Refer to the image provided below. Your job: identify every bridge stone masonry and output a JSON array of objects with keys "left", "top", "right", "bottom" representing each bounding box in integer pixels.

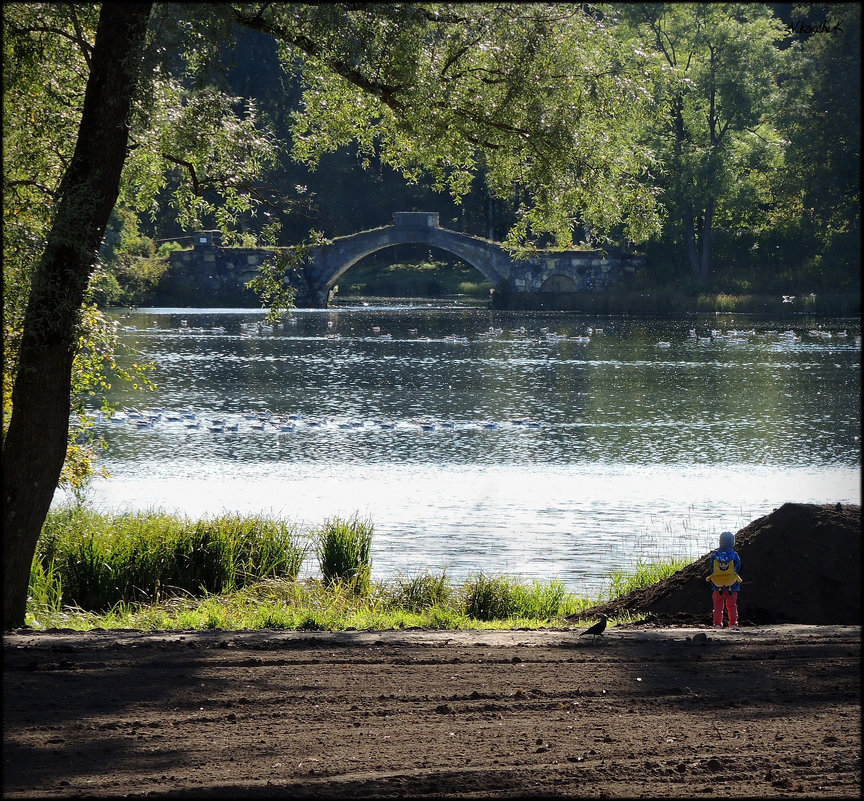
[{"left": 165, "top": 212, "right": 644, "bottom": 308}]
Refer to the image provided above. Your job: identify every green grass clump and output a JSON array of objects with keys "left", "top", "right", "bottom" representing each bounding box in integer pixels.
[
  {"left": 696, "top": 293, "right": 747, "bottom": 312},
  {"left": 462, "top": 574, "right": 578, "bottom": 621},
  {"left": 315, "top": 514, "right": 373, "bottom": 593},
  {"left": 385, "top": 569, "right": 453, "bottom": 612},
  {"left": 25, "top": 571, "right": 590, "bottom": 632},
  {"left": 30, "top": 505, "right": 307, "bottom": 613},
  {"left": 462, "top": 574, "right": 519, "bottom": 620},
  {"left": 603, "top": 557, "right": 692, "bottom": 602},
  {"left": 25, "top": 506, "right": 695, "bottom": 632}
]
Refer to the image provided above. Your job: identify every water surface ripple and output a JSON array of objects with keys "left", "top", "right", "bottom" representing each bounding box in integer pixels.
[{"left": 65, "top": 305, "right": 860, "bottom": 596}]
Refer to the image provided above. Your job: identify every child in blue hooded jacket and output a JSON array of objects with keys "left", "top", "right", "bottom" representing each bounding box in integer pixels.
[{"left": 706, "top": 531, "right": 742, "bottom": 630}]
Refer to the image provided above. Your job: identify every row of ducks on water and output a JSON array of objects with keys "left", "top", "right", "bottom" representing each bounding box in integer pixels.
[
  {"left": 117, "top": 321, "right": 601, "bottom": 343},
  {"left": 93, "top": 408, "right": 544, "bottom": 433},
  {"left": 116, "top": 321, "right": 854, "bottom": 347},
  {"left": 672, "top": 327, "right": 852, "bottom": 346}
]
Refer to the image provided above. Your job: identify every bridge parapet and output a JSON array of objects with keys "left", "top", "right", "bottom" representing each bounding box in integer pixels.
[
  {"left": 165, "top": 215, "right": 643, "bottom": 308},
  {"left": 393, "top": 211, "right": 440, "bottom": 229}
]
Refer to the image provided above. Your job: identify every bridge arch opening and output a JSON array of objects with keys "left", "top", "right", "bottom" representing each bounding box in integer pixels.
[{"left": 333, "top": 244, "right": 493, "bottom": 300}]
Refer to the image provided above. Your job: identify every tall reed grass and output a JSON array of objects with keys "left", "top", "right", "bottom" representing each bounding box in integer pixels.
[
  {"left": 32, "top": 506, "right": 307, "bottom": 612},
  {"left": 385, "top": 569, "right": 453, "bottom": 612},
  {"left": 603, "top": 557, "right": 692, "bottom": 601},
  {"left": 26, "top": 507, "right": 694, "bottom": 631},
  {"left": 314, "top": 514, "right": 373, "bottom": 592},
  {"left": 463, "top": 574, "right": 574, "bottom": 621}
]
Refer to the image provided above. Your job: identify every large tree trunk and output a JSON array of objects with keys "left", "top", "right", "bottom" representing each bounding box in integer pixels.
[
  {"left": 683, "top": 199, "right": 715, "bottom": 286},
  {"left": 698, "top": 196, "right": 714, "bottom": 285},
  {"left": 2, "top": 3, "right": 152, "bottom": 629},
  {"left": 683, "top": 202, "right": 700, "bottom": 282}
]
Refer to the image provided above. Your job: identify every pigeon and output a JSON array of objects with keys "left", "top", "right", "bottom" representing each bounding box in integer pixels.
[{"left": 579, "top": 614, "right": 608, "bottom": 637}]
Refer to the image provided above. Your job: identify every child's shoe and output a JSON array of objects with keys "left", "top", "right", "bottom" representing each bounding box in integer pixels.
[
  {"left": 713, "top": 624, "right": 723, "bottom": 629},
  {"left": 730, "top": 624, "right": 740, "bottom": 631}
]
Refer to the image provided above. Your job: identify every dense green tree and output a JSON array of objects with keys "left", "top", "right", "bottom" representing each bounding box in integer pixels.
[
  {"left": 3, "top": 2, "right": 664, "bottom": 627},
  {"left": 619, "top": 3, "right": 789, "bottom": 285},
  {"left": 2, "top": 2, "right": 283, "bottom": 627},
  {"left": 768, "top": 2, "right": 861, "bottom": 290},
  {"left": 236, "top": 2, "right": 661, "bottom": 250},
  {"left": 3, "top": 3, "right": 154, "bottom": 628}
]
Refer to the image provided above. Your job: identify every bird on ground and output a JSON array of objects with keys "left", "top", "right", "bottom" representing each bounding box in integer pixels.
[{"left": 579, "top": 614, "right": 608, "bottom": 637}]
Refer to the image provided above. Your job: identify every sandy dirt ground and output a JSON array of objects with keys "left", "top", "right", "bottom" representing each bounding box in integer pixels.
[{"left": 3, "top": 624, "right": 860, "bottom": 798}]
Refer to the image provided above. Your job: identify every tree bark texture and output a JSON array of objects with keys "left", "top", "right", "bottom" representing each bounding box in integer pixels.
[
  {"left": 2, "top": 3, "right": 153, "bottom": 629},
  {"left": 699, "top": 196, "right": 714, "bottom": 285},
  {"left": 683, "top": 202, "right": 700, "bottom": 282}
]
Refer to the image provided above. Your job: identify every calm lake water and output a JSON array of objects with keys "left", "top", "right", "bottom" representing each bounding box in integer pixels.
[{"left": 63, "top": 302, "right": 861, "bottom": 597}]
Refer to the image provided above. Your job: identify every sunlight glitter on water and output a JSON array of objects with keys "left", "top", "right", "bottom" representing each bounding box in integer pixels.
[
  {"left": 63, "top": 306, "right": 859, "bottom": 597},
  {"left": 73, "top": 462, "right": 859, "bottom": 597}
]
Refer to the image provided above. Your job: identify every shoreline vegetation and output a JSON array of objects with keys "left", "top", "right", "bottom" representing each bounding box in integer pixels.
[
  {"left": 25, "top": 506, "right": 691, "bottom": 633},
  {"left": 117, "top": 255, "right": 860, "bottom": 317},
  {"left": 327, "top": 260, "right": 859, "bottom": 316},
  {"left": 485, "top": 289, "right": 862, "bottom": 315}
]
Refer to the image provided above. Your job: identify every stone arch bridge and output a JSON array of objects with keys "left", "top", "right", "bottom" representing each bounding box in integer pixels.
[{"left": 167, "top": 212, "right": 642, "bottom": 308}]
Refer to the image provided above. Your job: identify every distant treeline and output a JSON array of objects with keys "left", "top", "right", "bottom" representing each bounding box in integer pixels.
[{"left": 97, "top": 3, "right": 860, "bottom": 305}]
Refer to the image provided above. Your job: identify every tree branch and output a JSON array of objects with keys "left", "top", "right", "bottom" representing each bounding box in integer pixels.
[
  {"left": 161, "top": 153, "right": 200, "bottom": 195},
  {"left": 4, "top": 179, "right": 60, "bottom": 199},
  {"left": 230, "top": 7, "right": 407, "bottom": 111}
]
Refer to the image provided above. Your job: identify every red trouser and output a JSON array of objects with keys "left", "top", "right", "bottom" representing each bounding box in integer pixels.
[{"left": 712, "top": 589, "right": 738, "bottom": 626}]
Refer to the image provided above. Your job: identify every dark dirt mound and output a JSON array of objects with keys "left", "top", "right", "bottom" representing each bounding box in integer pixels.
[{"left": 575, "top": 502, "right": 861, "bottom": 626}]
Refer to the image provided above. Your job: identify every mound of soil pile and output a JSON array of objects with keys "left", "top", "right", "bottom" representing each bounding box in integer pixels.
[{"left": 578, "top": 502, "right": 861, "bottom": 626}]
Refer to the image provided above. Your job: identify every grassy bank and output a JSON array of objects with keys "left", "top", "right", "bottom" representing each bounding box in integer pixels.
[
  {"left": 495, "top": 288, "right": 861, "bottom": 316},
  {"left": 25, "top": 507, "right": 692, "bottom": 632}
]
